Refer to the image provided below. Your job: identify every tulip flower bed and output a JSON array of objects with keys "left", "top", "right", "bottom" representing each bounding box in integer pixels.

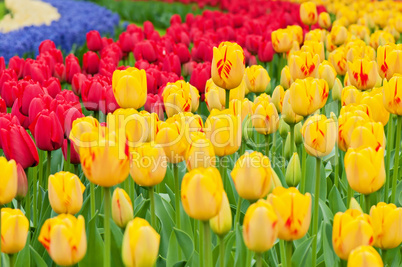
[{"left": 1, "top": 0, "right": 402, "bottom": 266}]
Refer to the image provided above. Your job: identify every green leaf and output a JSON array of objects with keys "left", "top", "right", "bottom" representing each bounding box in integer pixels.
[
  {"left": 319, "top": 199, "right": 334, "bottom": 223},
  {"left": 322, "top": 222, "right": 338, "bottom": 267},
  {"left": 291, "top": 236, "right": 313, "bottom": 266},
  {"left": 173, "top": 228, "right": 194, "bottom": 260},
  {"left": 234, "top": 224, "right": 247, "bottom": 266},
  {"left": 328, "top": 186, "right": 346, "bottom": 214},
  {"left": 79, "top": 212, "right": 104, "bottom": 266},
  {"left": 29, "top": 245, "right": 47, "bottom": 267},
  {"left": 134, "top": 194, "right": 149, "bottom": 218},
  {"left": 155, "top": 193, "right": 176, "bottom": 257},
  {"left": 15, "top": 232, "right": 30, "bottom": 267},
  {"left": 110, "top": 220, "right": 124, "bottom": 266},
  {"left": 166, "top": 231, "right": 180, "bottom": 266}
]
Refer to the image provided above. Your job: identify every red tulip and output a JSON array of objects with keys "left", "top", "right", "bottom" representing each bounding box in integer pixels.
[
  {"left": 83, "top": 51, "right": 100, "bottom": 75},
  {"left": 86, "top": 30, "right": 103, "bottom": 52},
  {"left": 134, "top": 40, "right": 158, "bottom": 62},
  {"left": 8, "top": 56, "right": 25, "bottom": 79},
  {"left": 50, "top": 92, "right": 82, "bottom": 137},
  {"left": 39, "top": 40, "right": 56, "bottom": 54},
  {"left": 28, "top": 93, "right": 53, "bottom": 125},
  {"left": 0, "top": 57, "right": 5, "bottom": 73},
  {"left": 170, "top": 14, "right": 182, "bottom": 25},
  {"left": 17, "top": 80, "right": 45, "bottom": 116},
  {"left": 145, "top": 94, "right": 164, "bottom": 120},
  {"left": 0, "top": 113, "right": 20, "bottom": 149},
  {"left": 29, "top": 109, "right": 64, "bottom": 151},
  {"left": 43, "top": 78, "right": 61, "bottom": 98},
  {"left": 182, "top": 61, "right": 197, "bottom": 77},
  {"left": 0, "top": 123, "right": 39, "bottom": 169},
  {"left": 71, "top": 73, "right": 88, "bottom": 96},
  {"left": 189, "top": 62, "right": 211, "bottom": 95},
  {"left": 65, "top": 54, "right": 81, "bottom": 84},
  {"left": 143, "top": 21, "right": 155, "bottom": 38},
  {"left": 135, "top": 60, "right": 150, "bottom": 70},
  {"left": 0, "top": 69, "right": 17, "bottom": 93},
  {"left": 16, "top": 163, "right": 28, "bottom": 200},
  {"left": 119, "top": 32, "right": 136, "bottom": 53},
  {"left": 1, "top": 80, "right": 18, "bottom": 107},
  {"left": 191, "top": 38, "right": 213, "bottom": 62},
  {"left": 162, "top": 53, "right": 181, "bottom": 77},
  {"left": 246, "top": 34, "right": 262, "bottom": 55},
  {"left": 37, "top": 51, "right": 57, "bottom": 75},
  {"left": 258, "top": 40, "right": 274, "bottom": 63},
  {"left": 25, "top": 60, "right": 51, "bottom": 85},
  {"left": 174, "top": 43, "right": 191, "bottom": 64},
  {"left": 0, "top": 98, "right": 5, "bottom": 113},
  {"left": 54, "top": 63, "right": 66, "bottom": 83},
  {"left": 62, "top": 139, "right": 80, "bottom": 165},
  {"left": 98, "top": 58, "right": 117, "bottom": 78},
  {"left": 145, "top": 68, "right": 161, "bottom": 95},
  {"left": 101, "top": 43, "right": 122, "bottom": 64},
  {"left": 11, "top": 100, "right": 29, "bottom": 129}
]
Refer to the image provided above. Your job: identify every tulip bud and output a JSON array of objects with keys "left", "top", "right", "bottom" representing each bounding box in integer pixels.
[
  {"left": 1, "top": 208, "right": 29, "bottom": 254},
  {"left": 288, "top": 51, "right": 319, "bottom": 80},
  {"left": 318, "top": 12, "right": 331, "bottom": 29},
  {"left": 112, "top": 188, "right": 134, "bottom": 228},
  {"left": 181, "top": 167, "right": 224, "bottom": 221},
  {"left": 282, "top": 90, "right": 303, "bottom": 125},
  {"left": 347, "top": 246, "right": 383, "bottom": 267},
  {"left": 294, "top": 121, "right": 303, "bottom": 146},
  {"left": 280, "top": 66, "right": 293, "bottom": 89},
  {"left": 272, "top": 29, "right": 293, "bottom": 53},
  {"left": 210, "top": 192, "right": 232, "bottom": 237},
  {"left": 332, "top": 78, "right": 343, "bottom": 101},
  {"left": 318, "top": 60, "right": 337, "bottom": 88},
  {"left": 286, "top": 153, "right": 301, "bottom": 187},
  {"left": 244, "top": 65, "right": 271, "bottom": 94},
  {"left": 189, "top": 84, "right": 200, "bottom": 112},
  {"left": 243, "top": 199, "right": 279, "bottom": 252},
  {"left": 268, "top": 169, "right": 282, "bottom": 194},
  {"left": 333, "top": 209, "right": 374, "bottom": 260},
  {"left": 48, "top": 171, "right": 85, "bottom": 214},
  {"left": 231, "top": 152, "right": 273, "bottom": 201},
  {"left": 242, "top": 114, "right": 254, "bottom": 142},
  {"left": 278, "top": 119, "right": 290, "bottom": 139},
  {"left": 349, "top": 197, "right": 363, "bottom": 213},
  {"left": 272, "top": 85, "right": 285, "bottom": 113},
  {"left": 330, "top": 25, "right": 348, "bottom": 46},
  {"left": 185, "top": 132, "right": 216, "bottom": 171},
  {"left": 268, "top": 187, "right": 311, "bottom": 241},
  {"left": 252, "top": 100, "right": 279, "bottom": 135},
  {"left": 284, "top": 132, "right": 292, "bottom": 160},
  {"left": 0, "top": 157, "right": 17, "bottom": 205},
  {"left": 15, "top": 163, "right": 27, "bottom": 200},
  {"left": 300, "top": 2, "right": 318, "bottom": 26},
  {"left": 122, "top": 218, "right": 160, "bottom": 267},
  {"left": 39, "top": 214, "right": 87, "bottom": 266}
]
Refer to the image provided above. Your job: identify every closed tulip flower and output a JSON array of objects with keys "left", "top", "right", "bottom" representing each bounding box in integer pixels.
[
  {"left": 243, "top": 199, "right": 279, "bottom": 252},
  {"left": 181, "top": 167, "right": 224, "bottom": 221},
  {"left": 155, "top": 119, "right": 187, "bottom": 163},
  {"left": 271, "top": 85, "right": 285, "bottom": 113},
  {"left": 329, "top": 48, "right": 347, "bottom": 76},
  {"left": 318, "top": 60, "right": 337, "bottom": 88},
  {"left": 122, "top": 218, "right": 160, "bottom": 267},
  {"left": 189, "top": 84, "right": 200, "bottom": 112},
  {"left": 162, "top": 80, "right": 192, "bottom": 117},
  {"left": 369, "top": 202, "right": 402, "bottom": 249},
  {"left": 0, "top": 157, "right": 17, "bottom": 205},
  {"left": 48, "top": 171, "right": 85, "bottom": 214},
  {"left": 285, "top": 152, "right": 301, "bottom": 187},
  {"left": 252, "top": 100, "right": 279, "bottom": 135},
  {"left": 342, "top": 85, "right": 363, "bottom": 106},
  {"left": 318, "top": 12, "right": 331, "bottom": 29},
  {"left": 383, "top": 75, "right": 402, "bottom": 115},
  {"left": 39, "top": 214, "right": 87, "bottom": 266},
  {"left": 301, "top": 40, "right": 325, "bottom": 63},
  {"left": 170, "top": 112, "right": 203, "bottom": 134},
  {"left": 129, "top": 143, "right": 167, "bottom": 186},
  {"left": 300, "top": 2, "right": 318, "bottom": 26},
  {"left": 349, "top": 122, "right": 385, "bottom": 151},
  {"left": 370, "top": 30, "right": 395, "bottom": 50},
  {"left": 231, "top": 151, "right": 273, "bottom": 200},
  {"left": 361, "top": 91, "right": 389, "bottom": 125},
  {"left": 205, "top": 78, "right": 225, "bottom": 111},
  {"left": 15, "top": 163, "right": 28, "bottom": 200},
  {"left": 272, "top": 29, "right": 293, "bottom": 53},
  {"left": 347, "top": 246, "right": 383, "bottom": 267},
  {"left": 244, "top": 65, "right": 270, "bottom": 94},
  {"left": 29, "top": 109, "right": 64, "bottom": 151},
  {"left": 229, "top": 98, "right": 255, "bottom": 122},
  {"left": 282, "top": 90, "right": 303, "bottom": 125},
  {"left": 301, "top": 114, "right": 336, "bottom": 158},
  {"left": 289, "top": 77, "right": 329, "bottom": 117},
  {"left": 330, "top": 25, "right": 349, "bottom": 46},
  {"left": 112, "top": 188, "right": 134, "bottom": 228},
  {"left": 204, "top": 109, "right": 241, "bottom": 157},
  {"left": 211, "top": 42, "right": 245, "bottom": 90},
  {"left": 185, "top": 132, "right": 215, "bottom": 171},
  {"left": 210, "top": 192, "right": 232, "bottom": 237},
  {"left": 280, "top": 66, "right": 293, "bottom": 89},
  {"left": 332, "top": 78, "right": 343, "bottom": 101},
  {"left": 305, "top": 29, "right": 326, "bottom": 43},
  {"left": 288, "top": 25, "right": 304, "bottom": 45},
  {"left": 288, "top": 51, "right": 320, "bottom": 80},
  {"left": 345, "top": 146, "right": 385, "bottom": 194},
  {"left": 332, "top": 209, "right": 374, "bottom": 260},
  {"left": 112, "top": 67, "right": 147, "bottom": 109},
  {"left": 338, "top": 107, "right": 371, "bottom": 151},
  {"left": 78, "top": 130, "right": 129, "bottom": 187},
  {"left": 69, "top": 116, "right": 99, "bottom": 150},
  {"left": 1, "top": 208, "right": 29, "bottom": 254},
  {"left": 268, "top": 187, "right": 311, "bottom": 241},
  {"left": 377, "top": 44, "right": 402, "bottom": 80},
  {"left": 347, "top": 58, "right": 378, "bottom": 90}
]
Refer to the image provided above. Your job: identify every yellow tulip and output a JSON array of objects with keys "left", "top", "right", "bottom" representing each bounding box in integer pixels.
[
  {"left": 112, "top": 67, "right": 147, "bottom": 109},
  {"left": 282, "top": 90, "right": 303, "bottom": 125},
  {"left": 252, "top": 94, "right": 279, "bottom": 135},
  {"left": 329, "top": 47, "right": 347, "bottom": 76},
  {"left": 347, "top": 58, "right": 378, "bottom": 90},
  {"left": 122, "top": 218, "right": 160, "bottom": 267},
  {"left": 0, "top": 157, "right": 17, "bottom": 205},
  {"left": 301, "top": 114, "right": 336, "bottom": 158},
  {"left": 78, "top": 129, "right": 129, "bottom": 187},
  {"left": 162, "top": 80, "right": 192, "bottom": 117},
  {"left": 377, "top": 44, "right": 402, "bottom": 80},
  {"left": 383, "top": 75, "right": 402, "bottom": 115},
  {"left": 185, "top": 132, "right": 215, "bottom": 171},
  {"left": 244, "top": 65, "right": 270, "bottom": 94},
  {"left": 370, "top": 202, "right": 402, "bottom": 249},
  {"left": 231, "top": 151, "right": 273, "bottom": 200},
  {"left": 289, "top": 77, "right": 329, "bottom": 117},
  {"left": 170, "top": 112, "right": 203, "bottom": 134},
  {"left": 288, "top": 51, "right": 320, "bottom": 80},
  {"left": 229, "top": 78, "right": 246, "bottom": 102},
  {"left": 280, "top": 65, "right": 293, "bottom": 89},
  {"left": 332, "top": 209, "right": 374, "bottom": 260},
  {"left": 129, "top": 143, "right": 167, "bottom": 186},
  {"left": 318, "top": 60, "right": 337, "bottom": 88},
  {"left": 326, "top": 31, "right": 339, "bottom": 53},
  {"left": 349, "top": 121, "right": 385, "bottom": 151},
  {"left": 332, "top": 78, "right": 343, "bottom": 101},
  {"left": 330, "top": 25, "right": 349, "bottom": 46},
  {"left": 370, "top": 30, "right": 395, "bottom": 50},
  {"left": 288, "top": 25, "right": 303, "bottom": 45},
  {"left": 48, "top": 171, "right": 85, "bottom": 214},
  {"left": 211, "top": 41, "right": 245, "bottom": 90},
  {"left": 69, "top": 116, "right": 99, "bottom": 150},
  {"left": 112, "top": 188, "right": 133, "bottom": 228},
  {"left": 210, "top": 192, "right": 232, "bottom": 237},
  {"left": 285, "top": 152, "right": 301, "bottom": 187},
  {"left": 229, "top": 98, "right": 254, "bottom": 122},
  {"left": 341, "top": 85, "right": 363, "bottom": 106},
  {"left": 189, "top": 84, "right": 200, "bottom": 112},
  {"left": 204, "top": 109, "right": 241, "bottom": 157},
  {"left": 205, "top": 78, "right": 225, "bottom": 111},
  {"left": 271, "top": 85, "right": 285, "bottom": 113},
  {"left": 345, "top": 146, "right": 385, "bottom": 194},
  {"left": 347, "top": 246, "right": 383, "bottom": 267},
  {"left": 181, "top": 167, "right": 224, "bottom": 221},
  {"left": 318, "top": 12, "right": 331, "bottom": 29},
  {"left": 338, "top": 108, "right": 371, "bottom": 151},
  {"left": 301, "top": 40, "right": 325, "bottom": 63},
  {"left": 268, "top": 187, "right": 311, "bottom": 241},
  {"left": 243, "top": 199, "right": 279, "bottom": 252},
  {"left": 300, "top": 2, "right": 318, "bottom": 26},
  {"left": 305, "top": 29, "right": 326, "bottom": 43},
  {"left": 155, "top": 119, "right": 187, "bottom": 163},
  {"left": 272, "top": 29, "right": 293, "bottom": 53},
  {"left": 346, "top": 43, "right": 375, "bottom": 63},
  {"left": 1, "top": 208, "right": 28, "bottom": 254},
  {"left": 348, "top": 24, "right": 370, "bottom": 43},
  {"left": 38, "top": 214, "right": 87, "bottom": 266}
]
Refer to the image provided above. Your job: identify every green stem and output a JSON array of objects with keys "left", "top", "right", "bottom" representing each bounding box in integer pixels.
[
  {"left": 256, "top": 253, "right": 262, "bottom": 267},
  {"left": 265, "top": 134, "right": 270, "bottom": 157},
  {"left": 286, "top": 241, "right": 293, "bottom": 267},
  {"left": 199, "top": 221, "right": 204, "bottom": 267},
  {"left": 174, "top": 164, "right": 181, "bottom": 229},
  {"left": 347, "top": 184, "right": 353, "bottom": 207},
  {"left": 391, "top": 116, "right": 402, "bottom": 204},
  {"left": 24, "top": 169, "right": 30, "bottom": 227},
  {"left": 38, "top": 151, "right": 43, "bottom": 216},
  {"left": 225, "top": 89, "right": 230, "bottom": 109},
  {"left": 289, "top": 124, "right": 295, "bottom": 156},
  {"left": 246, "top": 249, "right": 252, "bottom": 267},
  {"left": 74, "top": 164, "right": 79, "bottom": 177},
  {"left": 65, "top": 140, "right": 71, "bottom": 172},
  {"left": 33, "top": 165, "right": 37, "bottom": 228},
  {"left": 219, "top": 156, "right": 227, "bottom": 190},
  {"left": 94, "top": 110, "right": 99, "bottom": 122},
  {"left": 203, "top": 221, "right": 212, "bottom": 267},
  {"left": 104, "top": 187, "right": 111, "bottom": 267},
  {"left": 47, "top": 151, "right": 51, "bottom": 179},
  {"left": 282, "top": 137, "right": 286, "bottom": 175},
  {"left": 272, "top": 132, "right": 276, "bottom": 166},
  {"left": 9, "top": 254, "right": 15, "bottom": 267},
  {"left": 149, "top": 186, "right": 156, "bottom": 229},
  {"left": 300, "top": 143, "right": 307, "bottom": 194},
  {"left": 334, "top": 144, "right": 339, "bottom": 189},
  {"left": 311, "top": 157, "right": 321, "bottom": 267},
  {"left": 279, "top": 240, "right": 287, "bottom": 267},
  {"left": 234, "top": 197, "right": 242, "bottom": 225},
  {"left": 219, "top": 236, "right": 225, "bottom": 267},
  {"left": 382, "top": 249, "right": 387, "bottom": 265},
  {"left": 90, "top": 183, "right": 95, "bottom": 218},
  {"left": 364, "top": 194, "right": 371, "bottom": 214},
  {"left": 384, "top": 115, "right": 395, "bottom": 202},
  {"left": 240, "top": 141, "right": 246, "bottom": 156}
]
